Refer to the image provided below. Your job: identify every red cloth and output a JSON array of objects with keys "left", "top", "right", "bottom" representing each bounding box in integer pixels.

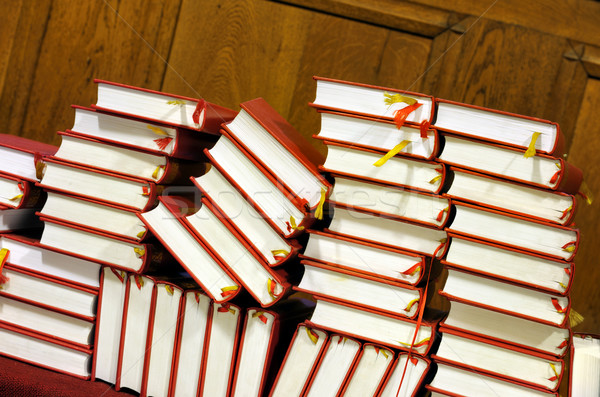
[{"left": 0, "top": 355, "right": 134, "bottom": 396}]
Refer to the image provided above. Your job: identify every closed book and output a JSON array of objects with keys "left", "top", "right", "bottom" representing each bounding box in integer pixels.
[
  {"left": 0, "top": 322, "right": 92, "bottom": 380},
  {"left": 39, "top": 190, "right": 149, "bottom": 242},
  {"left": 433, "top": 98, "right": 564, "bottom": 156},
  {"left": 0, "top": 133, "right": 57, "bottom": 182},
  {"left": 569, "top": 333, "right": 600, "bottom": 397},
  {"left": 205, "top": 134, "right": 313, "bottom": 238},
  {"left": 54, "top": 130, "right": 206, "bottom": 184},
  {"left": 68, "top": 105, "right": 219, "bottom": 160},
  {"left": 192, "top": 165, "right": 300, "bottom": 267},
  {"left": 447, "top": 202, "right": 579, "bottom": 262},
  {"left": 321, "top": 141, "right": 445, "bottom": 194},
  {"left": 433, "top": 328, "right": 564, "bottom": 392},
  {"left": 378, "top": 353, "right": 430, "bottom": 397},
  {"left": 139, "top": 196, "right": 241, "bottom": 303},
  {"left": 315, "top": 110, "right": 439, "bottom": 160},
  {"left": 310, "top": 76, "right": 435, "bottom": 126},
  {"left": 0, "top": 173, "right": 45, "bottom": 209},
  {"left": 92, "top": 79, "right": 237, "bottom": 134},
  {"left": 426, "top": 361, "right": 559, "bottom": 397},
  {"left": 338, "top": 344, "right": 395, "bottom": 397},
  {"left": 38, "top": 157, "right": 161, "bottom": 212},
  {"left": 443, "top": 234, "right": 574, "bottom": 296},
  {"left": 301, "top": 230, "right": 427, "bottom": 286},
  {"left": 444, "top": 167, "right": 577, "bottom": 226},
  {"left": 438, "top": 134, "right": 582, "bottom": 194},
  {"left": 222, "top": 97, "right": 330, "bottom": 210},
  {"left": 0, "top": 234, "right": 101, "bottom": 290},
  {"left": 39, "top": 216, "right": 165, "bottom": 274}
]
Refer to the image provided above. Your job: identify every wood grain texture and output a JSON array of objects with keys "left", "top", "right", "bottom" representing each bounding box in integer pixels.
[
  {"left": 0, "top": 1, "right": 24, "bottom": 102},
  {"left": 274, "top": 0, "right": 466, "bottom": 37},
  {"left": 564, "top": 78, "right": 600, "bottom": 335},
  {"left": 0, "top": 0, "right": 180, "bottom": 145}
]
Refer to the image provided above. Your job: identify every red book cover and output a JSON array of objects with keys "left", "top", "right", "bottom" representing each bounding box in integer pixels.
[
  {"left": 446, "top": 201, "right": 579, "bottom": 262},
  {"left": 139, "top": 195, "right": 241, "bottom": 304},
  {"left": 569, "top": 333, "right": 600, "bottom": 397},
  {"left": 55, "top": 130, "right": 206, "bottom": 184},
  {"left": 438, "top": 134, "right": 583, "bottom": 194},
  {"left": 434, "top": 98, "right": 565, "bottom": 156},
  {"left": 0, "top": 264, "right": 98, "bottom": 323},
  {"left": 444, "top": 166, "right": 577, "bottom": 226},
  {"left": 204, "top": 140, "right": 313, "bottom": 238},
  {"left": 337, "top": 343, "right": 395, "bottom": 397},
  {"left": 38, "top": 157, "right": 160, "bottom": 212},
  {"left": 300, "top": 229, "right": 428, "bottom": 286},
  {"left": 379, "top": 353, "right": 431, "bottom": 397},
  {"left": 310, "top": 76, "right": 436, "bottom": 126},
  {"left": 69, "top": 105, "right": 219, "bottom": 160},
  {"left": 433, "top": 327, "right": 565, "bottom": 392},
  {"left": 223, "top": 98, "right": 330, "bottom": 210},
  {"left": 0, "top": 173, "right": 45, "bottom": 209},
  {"left": 180, "top": 197, "right": 293, "bottom": 308},
  {"left": 295, "top": 259, "right": 424, "bottom": 319},
  {"left": 320, "top": 140, "right": 446, "bottom": 195},
  {"left": 314, "top": 109, "right": 440, "bottom": 160},
  {"left": 0, "top": 322, "right": 93, "bottom": 380},
  {"left": 92, "top": 79, "right": 237, "bottom": 134},
  {"left": 443, "top": 233, "right": 575, "bottom": 296},
  {"left": 0, "top": 133, "right": 58, "bottom": 182},
  {"left": 191, "top": 175, "right": 301, "bottom": 267},
  {"left": 39, "top": 216, "right": 164, "bottom": 275}
]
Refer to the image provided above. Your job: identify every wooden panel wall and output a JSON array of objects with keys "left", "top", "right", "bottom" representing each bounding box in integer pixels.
[{"left": 1, "top": 0, "right": 599, "bottom": 335}]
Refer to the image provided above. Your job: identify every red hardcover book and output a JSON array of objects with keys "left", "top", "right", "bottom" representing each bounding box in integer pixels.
[
  {"left": 328, "top": 173, "right": 451, "bottom": 229},
  {"left": 268, "top": 322, "right": 329, "bottom": 397},
  {"left": 204, "top": 135, "right": 313, "bottom": 238},
  {"left": 433, "top": 327, "right": 565, "bottom": 392},
  {"left": 447, "top": 201, "right": 579, "bottom": 262},
  {"left": 296, "top": 259, "right": 424, "bottom": 319},
  {"left": 320, "top": 140, "right": 446, "bottom": 195},
  {"left": 303, "top": 334, "right": 362, "bottom": 396},
  {"left": 0, "top": 173, "right": 45, "bottom": 209},
  {"left": 337, "top": 343, "right": 395, "bottom": 397},
  {"left": 197, "top": 301, "right": 242, "bottom": 397},
  {"left": 138, "top": 196, "right": 241, "bottom": 303},
  {"left": 433, "top": 98, "right": 565, "bottom": 156},
  {"left": 310, "top": 76, "right": 435, "bottom": 126},
  {"left": 222, "top": 98, "right": 330, "bottom": 211},
  {"left": 92, "top": 79, "right": 237, "bottom": 134},
  {"left": 0, "top": 233, "right": 101, "bottom": 290},
  {"left": 39, "top": 216, "right": 165, "bottom": 274},
  {"left": 0, "top": 264, "right": 97, "bottom": 322},
  {"left": 438, "top": 134, "right": 583, "bottom": 194},
  {"left": 179, "top": 196, "right": 292, "bottom": 307},
  {"left": 0, "top": 322, "right": 92, "bottom": 380},
  {"left": 0, "top": 133, "right": 58, "bottom": 182},
  {"left": 301, "top": 230, "right": 428, "bottom": 286},
  {"left": 191, "top": 166, "right": 301, "bottom": 267},
  {"left": 426, "top": 361, "right": 560, "bottom": 396},
  {"left": 54, "top": 130, "right": 206, "bottom": 184},
  {"left": 569, "top": 333, "right": 600, "bottom": 397},
  {"left": 443, "top": 233, "right": 574, "bottom": 296},
  {"left": 378, "top": 353, "right": 431, "bottom": 397},
  {"left": 38, "top": 157, "right": 161, "bottom": 212},
  {"left": 444, "top": 166, "right": 577, "bottom": 226},
  {"left": 38, "top": 190, "right": 150, "bottom": 243},
  {"left": 314, "top": 109, "right": 440, "bottom": 160},
  {"left": 68, "top": 105, "right": 219, "bottom": 160},
  {"left": 307, "top": 296, "right": 439, "bottom": 355},
  {"left": 139, "top": 280, "right": 184, "bottom": 397}
]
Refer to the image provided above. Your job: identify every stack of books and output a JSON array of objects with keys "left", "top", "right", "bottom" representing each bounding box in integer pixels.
[
  {"left": 425, "top": 97, "right": 583, "bottom": 395},
  {"left": 268, "top": 77, "right": 450, "bottom": 397}
]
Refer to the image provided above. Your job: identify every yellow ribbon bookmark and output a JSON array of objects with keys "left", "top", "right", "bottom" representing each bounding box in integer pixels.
[
  {"left": 396, "top": 337, "right": 430, "bottom": 348},
  {"left": 373, "top": 140, "right": 410, "bottom": 167},
  {"left": 271, "top": 249, "right": 289, "bottom": 259},
  {"left": 220, "top": 285, "right": 238, "bottom": 297},
  {"left": 314, "top": 188, "right": 327, "bottom": 220},
  {"left": 0, "top": 248, "right": 9, "bottom": 287},
  {"left": 147, "top": 125, "right": 169, "bottom": 135},
  {"left": 404, "top": 298, "right": 420, "bottom": 312},
  {"left": 252, "top": 311, "right": 268, "bottom": 324},
  {"left": 267, "top": 278, "right": 280, "bottom": 299},
  {"left": 548, "top": 363, "right": 559, "bottom": 382},
  {"left": 287, "top": 216, "right": 304, "bottom": 232},
  {"left": 165, "top": 285, "right": 174, "bottom": 295},
  {"left": 133, "top": 247, "right": 145, "bottom": 257},
  {"left": 167, "top": 99, "right": 186, "bottom": 106},
  {"left": 524, "top": 132, "right": 541, "bottom": 158},
  {"left": 306, "top": 327, "right": 319, "bottom": 344},
  {"left": 137, "top": 231, "right": 146, "bottom": 239},
  {"left": 578, "top": 181, "right": 594, "bottom": 205},
  {"left": 134, "top": 275, "right": 144, "bottom": 289},
  {"left": 384, "top": 92, "right": 418, "bottom": 106},
  {"left": 569, "top": 309, "right": 584, "bottom": 328},
  {"left": 9, "top": 194, "right": 23, "bottom": 202},
  {"left": 152, "top": 165, "right": 165, "bottom": 180}
]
